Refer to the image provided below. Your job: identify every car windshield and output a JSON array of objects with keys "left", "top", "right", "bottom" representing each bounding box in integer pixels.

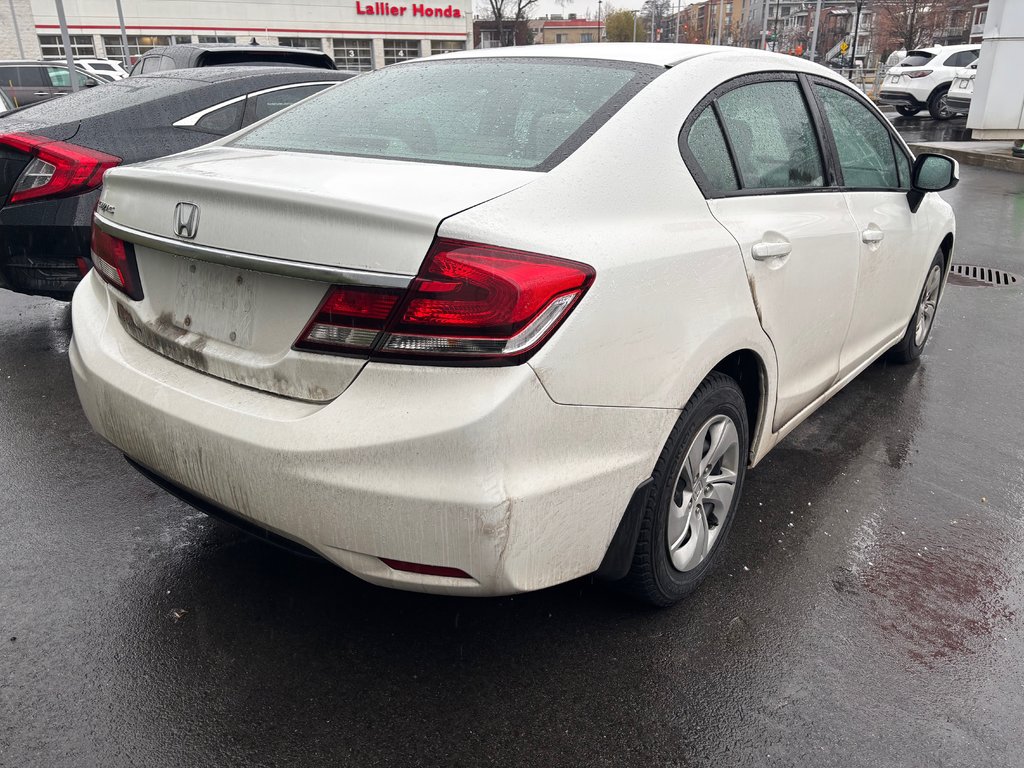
[
  {"left": 230, "top": 57, "right": 661, "bottom": 171},
  {"left": 899, "top": 52, "right": 935, "bottom": 67}
]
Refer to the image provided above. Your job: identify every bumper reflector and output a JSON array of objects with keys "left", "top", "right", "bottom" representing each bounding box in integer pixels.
[{"left": 380, "top": 558, "right": 473, "bottom": 579}]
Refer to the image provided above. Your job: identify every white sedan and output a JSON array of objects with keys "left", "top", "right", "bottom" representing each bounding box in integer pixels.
[{"left": 70, "top": 44, "right": 958, "bottom": 605}]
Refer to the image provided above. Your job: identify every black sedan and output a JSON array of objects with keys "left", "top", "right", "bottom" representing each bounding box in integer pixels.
[{"left": 0, "top": 66, "right": 353, "bottom": 299}]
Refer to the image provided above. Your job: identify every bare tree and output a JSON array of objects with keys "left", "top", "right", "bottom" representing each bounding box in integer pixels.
[
  {"left": 479, "top": 0, "right": 541, "bottom": 45},
  {"left": 872, "top": 0, "right": 961, "bottom": 54}
]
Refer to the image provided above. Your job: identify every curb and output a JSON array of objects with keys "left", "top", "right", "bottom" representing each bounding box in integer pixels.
[{"left": 908, "top": 142, "right": 1024, "bottom": 174}]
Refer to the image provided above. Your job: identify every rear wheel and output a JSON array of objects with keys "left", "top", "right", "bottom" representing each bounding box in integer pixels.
[
  {"left": 896, "top": 105, "right": 922, "bottom": 117},
  {"left": 928, "top": 87, "right": 953, "bottom": 120},
  {"left": 622, "top": 372, "right": 748, "bottom": 607},
  {"left": 889, "top": 251, "right": 944, "bottom": 363}
]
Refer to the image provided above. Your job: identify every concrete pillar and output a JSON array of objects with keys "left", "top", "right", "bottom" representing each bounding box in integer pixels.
[
  {"left": 420, "top": 39, "right": 432, "bottom": 58},
  {"left": 372, "top": 37, "right": 386, "bottom": 69},
  {"left": 967, "top": 0, "right": 1024, "bottom": 140},
  {"left": 2, "top": 0, "right": 41, "bottom": 59}
]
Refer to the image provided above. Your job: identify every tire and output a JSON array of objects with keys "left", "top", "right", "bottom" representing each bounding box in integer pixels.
[
  {"left": 621, "top": 372, "right": 749, "bottom": 607},
  {"left": 896, "top": 105, "right": 921, "bottom": 117},
  {"left": 928, "top": 86, "right": 953, "bottom": 120},
  {"left": 889, "top": 251, "right": 944, "bottom": 364}
]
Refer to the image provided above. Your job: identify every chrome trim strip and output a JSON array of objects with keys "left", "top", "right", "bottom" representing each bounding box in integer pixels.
[
  {"left": 172, "top": 81, "right": 334, "bottom": 127},
  {"left": 93, "top": 213, "right": 413, "bottom": 288}
]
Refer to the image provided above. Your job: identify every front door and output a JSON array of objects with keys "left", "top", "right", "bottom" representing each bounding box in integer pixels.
[{"left": 809, "top": 80, "right": 924, "bottom": 374}]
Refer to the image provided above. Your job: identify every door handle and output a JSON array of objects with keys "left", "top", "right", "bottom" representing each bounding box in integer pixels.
[
  {"left": 751, "top": 241, "right": 792, "bottom": 260},
  {"left": 862, "top": 228, "right": 885, "bottom": 244},
  {"left": 33, "top": 92, "right": 50, "bottom": 96}
]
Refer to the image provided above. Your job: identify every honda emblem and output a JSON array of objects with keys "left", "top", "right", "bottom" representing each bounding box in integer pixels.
[{"left": 173, "top": 202, "right": 200, "bottom": 240}]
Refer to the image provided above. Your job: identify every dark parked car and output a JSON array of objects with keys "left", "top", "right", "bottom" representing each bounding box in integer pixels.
[
  {"left": 129, "top": 43, "right": 337, "bottom": 75},
  {"left": 0, "top": 61, "right": 102, "bottom": 108},
  {"left": 0, "top": 66, "right": 353, "bottom": 298}
]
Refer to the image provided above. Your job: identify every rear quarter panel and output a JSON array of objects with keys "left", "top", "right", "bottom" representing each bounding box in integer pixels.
[{"left": 441, "top": 54, "right": 779, "bottom": 423}]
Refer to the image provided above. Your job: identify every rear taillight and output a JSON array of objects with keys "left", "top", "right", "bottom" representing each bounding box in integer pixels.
[
  {"left": 0, "top": 133, "right": 120, "bottom": 205},
  {"left": 294, "top": 239, "right": 595, "bottom": 364},
  {"left": 91, "top": 220, "right": 143, "bottom": 300},
  {"left": 906, "top": 70, "right": 934, "bottom": 78}
]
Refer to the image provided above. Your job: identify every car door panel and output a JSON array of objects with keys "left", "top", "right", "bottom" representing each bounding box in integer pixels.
[
  {"left": 709, "top": 194, "right": 861, "bottom": 427},
  {"left": 684, "top": 76, "right": 861, "bottom": 431}
]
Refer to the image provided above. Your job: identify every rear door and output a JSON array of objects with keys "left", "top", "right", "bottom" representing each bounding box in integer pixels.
[
  {"left": 1, "top": 65, "right": 53, "bottom": 106},
  {"left": 809, "top": 78, "right": 923, "bottom": 374},
  {"left": 683, "top": 74, "right": 861, "bottom": 430}
]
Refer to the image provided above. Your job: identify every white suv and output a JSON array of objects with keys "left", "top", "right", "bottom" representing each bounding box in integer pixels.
[{"left": 878, "top": 44, "right": 980, "bottom": 119}]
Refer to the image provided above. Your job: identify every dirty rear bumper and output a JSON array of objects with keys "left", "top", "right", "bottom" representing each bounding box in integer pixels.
[{"left": 69, "top": 271, "right": 676, "bottom": 596}]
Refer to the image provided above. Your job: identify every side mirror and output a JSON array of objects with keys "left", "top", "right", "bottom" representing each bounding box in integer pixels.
[{"left": 908, "top": 153, "right": 959, "bottom": 213}]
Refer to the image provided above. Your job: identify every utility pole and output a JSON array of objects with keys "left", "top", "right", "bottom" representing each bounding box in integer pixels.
[
  {"left": 7, "top": 0, "right": 25, "bottom": 58},
  {"left": 675, "top": 0, "right": 682, "bottom": 42},
  {"left": 114, "top": 0, "right": 130, "bottom": 67},
  {"left": 849, "top": 0, "right": 863, "bottom": 82},
  {"left": 808, "top": 0, "right": 823, "bottom": 61},
  {"left": 716, "top": 0, "right": 726, "bottom": 44},
  {"left": 54, "top": 0, "right": 78, "bottom": 92},
  {"left": 759, "top": 0, "right": 770, "bottom": 49}
]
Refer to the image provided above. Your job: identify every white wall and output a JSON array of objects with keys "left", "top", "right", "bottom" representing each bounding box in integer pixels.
[{"left": 1, "top": 0, "right": 42, "bottom": 59}]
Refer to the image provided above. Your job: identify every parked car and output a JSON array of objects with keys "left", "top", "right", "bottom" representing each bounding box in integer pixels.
[
  {"left": 75, "top": 58, "right": 129, "bottom": 81},
  {"left": 946, "top": 62, "right": 977, "bottom": 114},
  {"left": 0, "top": 60, "right": 102, "bottom": 107},
  {"left": 0, "top": 66, "right": 353, "bottom": 298},
  {"left": 70, "top": 44, "right": 957, "bottom": 606},
  {"left": 129, "top": 43, "right": 336, "bottom": 75},
  {"left": 877, "top": 44, "right": 980, "bottom": 119}
]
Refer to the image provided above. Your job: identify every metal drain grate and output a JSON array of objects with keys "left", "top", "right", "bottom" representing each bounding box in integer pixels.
[{"left": 948, "top": 264, "right": 1021, "bottom": 287}]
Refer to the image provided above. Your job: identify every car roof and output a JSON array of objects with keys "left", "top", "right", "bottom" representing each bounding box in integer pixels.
[
  {"left": 143, "top": 43, "right": 324, "bottom": 55},
  {"left": 908, "top": 44, "right": 980, "bottom": 55},
  {"left": 416, "top": 42, "right": 846, "bottom": 77}
]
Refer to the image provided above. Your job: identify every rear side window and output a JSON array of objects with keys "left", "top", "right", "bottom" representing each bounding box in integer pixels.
[
  {"left": 943, "top": 50, "right": 979, "bottom": 68},
  {"left": 685, "top": 107, "right": 738, "bottom": 194},
  {"left": 899, "top": 52, "right": 935, "bottom": 67},
  {"left": 9, "top": 66, "right": 48, "bottom": 87},
  {"left": 249, "top": 84, "right": 330, "bottom": 122},
  {"left": 194, "top": 100, "right": 245, "bottom": 135},
  {"left": 231, "top": 58, "right": 660, "bottom": 171},
  {"left": 814, "top": 84, "right": 898, "bottom": 189},
  {"left": 716, "top": 81, "right": 824, "bottom": 190}
]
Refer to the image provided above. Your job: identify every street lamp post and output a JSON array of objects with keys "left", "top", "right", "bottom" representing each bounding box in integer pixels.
[
  {"left": 114, "top": 0, "right": 130, "bottom": 68},
  {"left": 6, "top": 0, "right": 25, "bottom": 58},
  {"left": 54, "top": 0, "right": 78, "bottom": 92},
  {"left": 809, "top": 0, "right": 823, "bottom": 61}
]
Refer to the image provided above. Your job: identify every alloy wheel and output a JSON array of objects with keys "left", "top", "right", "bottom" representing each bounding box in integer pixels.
[
  {"left": 914, "top": 264, "right": 942, "bottom": 347},
  {"left": 666, "top": 414, "right": 740, "bottom": 572}
]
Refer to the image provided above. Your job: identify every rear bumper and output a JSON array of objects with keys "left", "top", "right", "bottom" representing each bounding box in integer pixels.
[
  {"left": 877, "top": 90, "right": 926, "bottom": 109},
  {"left": 0, "top": 191, "right": 96, "bottom": 299},
  {"left": 69, "top": 272, "right": 676, "bottom": 596},
  {"left": 946, "top": 95, "right": 972, "bottom": 113}
]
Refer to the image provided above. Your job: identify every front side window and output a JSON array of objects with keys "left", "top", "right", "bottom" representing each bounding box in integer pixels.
[
  {"left": 249, "top": 84, "right": 330, "bottom": 122},
  {"left": 815, "top": 84, "right": 899, "bottom": 189},
  {"left": 716, "top": 80, "right": 824, "bottom": 189},
  {"left": 232, "top": 58, "right": 659, "bottom": 171},
  {"left": 46, "top": 66, "right": 95, "bottom": 88}
]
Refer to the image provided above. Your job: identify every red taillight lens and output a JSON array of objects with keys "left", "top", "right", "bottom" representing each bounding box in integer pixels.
[
  {"left": 91, "top": 221, "right": 144, "bottom": 300},
  {"left": 293, "top": 239, "right": 595, "bottom": 363},
  {"left": 294, "top": 286, "right": 405, "bottom": 353},
  {"left": 0, "top": 133, "right": 120, "bottom": 205},
  {"left": 906, "top": 70, "right": 933, "bottom": 78}
]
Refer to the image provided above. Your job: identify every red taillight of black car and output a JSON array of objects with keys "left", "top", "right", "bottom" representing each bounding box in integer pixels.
[
  {"left": 91, "top": 221, "right": 144, "bottom": 300},
  {"left": 0, "top": 132, "right": 120, "bottom": 205},
  {"left": 294, "top": 238, "right": 595, "bottom": 364}
]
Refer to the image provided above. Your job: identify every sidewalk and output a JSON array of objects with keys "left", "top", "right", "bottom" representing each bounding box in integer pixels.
[{"left": 907, "top": 140, "right": 1024, "bottom": 174}]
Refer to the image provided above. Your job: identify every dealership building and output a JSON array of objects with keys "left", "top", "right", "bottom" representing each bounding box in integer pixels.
[{"left": 0, "top": 0, "right": 474, "bottom": 70}]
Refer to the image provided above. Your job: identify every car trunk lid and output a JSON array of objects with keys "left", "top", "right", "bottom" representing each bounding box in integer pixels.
[{"left": 97, "top": 147, "right": 540, "bottom": 401}]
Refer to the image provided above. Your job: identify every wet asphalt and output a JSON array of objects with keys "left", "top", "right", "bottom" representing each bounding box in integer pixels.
[{"left": 3, "top": 120, "right": 1024, "bottom": 767}]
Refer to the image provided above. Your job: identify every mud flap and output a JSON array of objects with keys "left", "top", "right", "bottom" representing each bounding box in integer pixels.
[{"left": 595, "top": 478, "right": 654, "bottom": 581}]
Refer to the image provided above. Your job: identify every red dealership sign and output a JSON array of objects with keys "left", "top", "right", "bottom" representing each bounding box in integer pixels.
[{"left": 356, "top": 2, "right": 463, "bottom": 17}]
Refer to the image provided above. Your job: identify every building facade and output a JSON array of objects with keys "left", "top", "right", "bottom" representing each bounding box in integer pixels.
[
  {"left": 2, "top": 0, "right": 473, "bottom": 69},
  {"left": 537, "top": 17, "right": 602, "bottom": 45}
]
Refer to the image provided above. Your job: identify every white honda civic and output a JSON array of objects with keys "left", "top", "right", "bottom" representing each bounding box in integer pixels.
[{"left": 70, "top": 44, "right": 957, "bottom": 605}]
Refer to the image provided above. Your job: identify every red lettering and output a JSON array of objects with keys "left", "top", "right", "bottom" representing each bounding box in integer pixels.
[
  {"left": 453, "top": 8, "right": 461, "bottom": 16},
  {"left": 412, "top": 3, "right": 424, "bottom": 15}
]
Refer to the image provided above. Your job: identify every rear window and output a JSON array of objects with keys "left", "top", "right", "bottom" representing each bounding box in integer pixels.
[
  {"left": 899, "top": 52, "right": 935, "bottom": 67},
  {"left": 230, "top": 58, "right": 660, "bottom": 171}
]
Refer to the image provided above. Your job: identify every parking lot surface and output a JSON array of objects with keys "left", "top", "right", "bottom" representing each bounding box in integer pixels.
[{"left": 3, "top": 157, "right": 1024, "bottom": 766}]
